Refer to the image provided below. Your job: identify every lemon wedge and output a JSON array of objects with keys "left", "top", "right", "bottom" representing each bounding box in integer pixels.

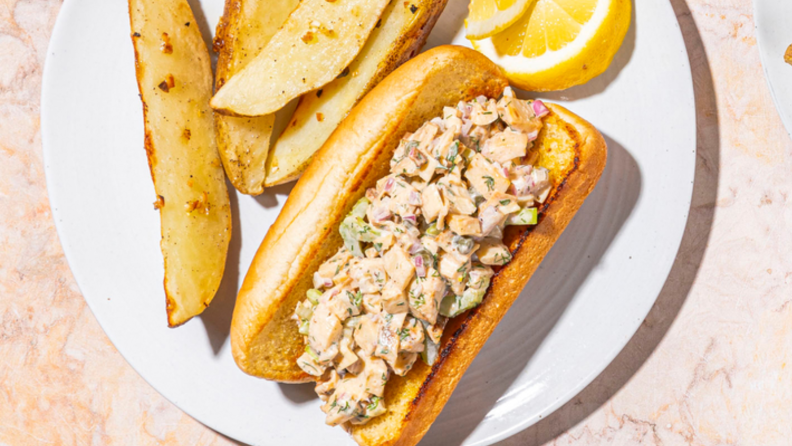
[
  {"left": 465, "top": 0, "right": 536, "bottom": 40},
  {"left": 470, "top": 0, "right": 631, "bottom": 91}
]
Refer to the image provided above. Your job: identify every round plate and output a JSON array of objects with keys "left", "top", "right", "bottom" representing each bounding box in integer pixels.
[
  {"left": 41, "top": 1, "right": 695, "bottom": 445},
  {"left": 755, "top": 0, "right": 792, "bottom": 139}
]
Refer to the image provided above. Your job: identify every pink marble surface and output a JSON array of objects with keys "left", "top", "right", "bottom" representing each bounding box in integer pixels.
[{"left": 1, "top": 0, "right": 790, "bottom": 445}]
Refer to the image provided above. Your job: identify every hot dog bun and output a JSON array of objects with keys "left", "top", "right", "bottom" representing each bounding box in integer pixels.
[{"left": 230, "top": 45, "right": 607, "bottom": 445}]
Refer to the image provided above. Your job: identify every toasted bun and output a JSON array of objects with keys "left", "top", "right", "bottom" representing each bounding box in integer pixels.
[{"left": 230, "top": 45, "right": 606, "bottom": 445}]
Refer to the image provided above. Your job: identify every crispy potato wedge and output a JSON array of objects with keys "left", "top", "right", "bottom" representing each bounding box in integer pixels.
[
  {"left": 264, "top": 0, "right": 448, "bottom": 186},
  {"left": 129, "top": 0, "right": 232, "bottom": 327},
  {"left": 230, "top": 46, "right": 605, "bottom": 445},
  {"left": 210, "top": 0, "right": 392, "bottom": 117},
  {"left": 213, "top": 0, "right": 299, "bottom": 195}
]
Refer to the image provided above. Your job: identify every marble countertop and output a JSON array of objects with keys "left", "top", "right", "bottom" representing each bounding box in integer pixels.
[{"left": 2, "top": 0, "right": 790, "bottom": 444}]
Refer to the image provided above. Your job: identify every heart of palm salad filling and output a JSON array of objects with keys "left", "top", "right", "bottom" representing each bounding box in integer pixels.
[{"left": 293, "top": 87, "right": 552, "bottom": 427}]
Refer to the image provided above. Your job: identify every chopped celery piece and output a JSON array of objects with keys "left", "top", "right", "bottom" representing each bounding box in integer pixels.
[
  {"left": 344, "top": 316, "right": 362, "bottom": 329},
  {"left": 295, "top": 301, "right": 314, "bottom": 320},
  {"left": 420, "top": 320, "right": 440, "bottom": 366},
  {"left": 306, "top": 289, "right": 322, "bottom": 305},
  {"left": 298, "top": 320, "right": 310, "bottom": 335},
  {"left": 439, "top": 286, "right": 487, "bottom": 318},
  {"left": 340, "top": 197, "right": 372, "bottom": 256},
  {"left": 350, "top": 197, "right": 370, "bottom": 218},
  {"left": 305, "top": 345, "right": 320, "bottom": 361},
  {"left": 507, "top": 207, "right": 538, "bottom": 225},
  {"left": 340, "top": 221, "right": 364, "bottom": 257},
  {"left": 355, "top": 216, "right": 380, "bottom": 242}
]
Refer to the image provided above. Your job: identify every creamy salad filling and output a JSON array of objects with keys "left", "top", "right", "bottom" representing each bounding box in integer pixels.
[{"left": 293, "top": 88, "right": 552, "bottom": 427}]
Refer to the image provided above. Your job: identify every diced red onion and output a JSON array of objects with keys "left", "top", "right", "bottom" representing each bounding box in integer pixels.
[
  {"left": 461, "top": 119, "right": 473, "bottom": 137},
  {"left": 526, "top": 130, "right": 539, "bottom": 141},
  {"left": 403, "top": 214, "right": 417, "bottom": 225},
  {"left": 476, "top": 95, "right": 488, "bottom": 104},
  {"left": 503, "top": 167, "right": 510, "bottom": 178},
  {"left": 323, "top": 278, "right": 334, "bottom": 288},
  {"left": 408, "top": 240, "right": 423, "bottom": 254},
  {"left": 532, "top": 100, "right": 549, "bottom": 118},
  {"left": 384, "top": 177, "right": 395, "bottom": 192},
  {"left": 371, "top": 207, "right": 392, "bottom": 223},
  {"left": 413, "top": 256, "right": 426, "bottom": 278}
]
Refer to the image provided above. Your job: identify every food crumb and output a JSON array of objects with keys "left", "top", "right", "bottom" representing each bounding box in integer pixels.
[
  {"left": 785, "top": 44, "right": 792, "bottom": 66},
  {"left": 301, "top": 31, "right": 317, "bottom": 44},
  {"left": 160, "top": 32, "right": 173, "bottom": 54},
  {"left": 158, "top": 74, "right": 175, "bottom": 92},
  {"left": 316, "top": 112, "right": 324, "bottom": 122}
]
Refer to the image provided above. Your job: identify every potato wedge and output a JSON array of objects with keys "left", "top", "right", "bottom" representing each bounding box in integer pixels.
[
  {"left": 210, "top": 0, "right": 392, "bottom": 117},
  {"left": 213, "top": 0, "right": 299, "bottom": 195},
  {"left": 129, "top": 0, "right": 231, "bottom": 327},
  {"left": 264, "top": 0, "right": 448, "bottom": 186}
]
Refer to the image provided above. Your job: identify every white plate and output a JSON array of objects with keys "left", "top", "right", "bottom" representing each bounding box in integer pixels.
[
  {"left": 755, "top": 0, "right": 792, "bottom": 139},
  {"left": 41, "top": 1, "right": 695, "bottom": 445}
]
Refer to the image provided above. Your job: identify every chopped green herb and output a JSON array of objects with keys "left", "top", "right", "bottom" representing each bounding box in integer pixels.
[
  {"left": 446, "top": 141, "right": 459, "bottom": 163},
  {"left": 483, "top": 176, "right": 495, "bottom": 191},
  {"left": 299, "top": 361, "right": 318, "bottom": 373},
  {"left": 471, "top": 137, "right": 481, "bottom": 152}
]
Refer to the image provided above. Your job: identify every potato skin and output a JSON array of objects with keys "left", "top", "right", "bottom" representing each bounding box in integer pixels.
[
  {"left": 231, "top": 46, "right": 606, "bottom": 445},
  {"left": 264, "top": 0, "right": 450, "bottom": 187},
  {"left": 129, "top": 0, "right": 231, "bottom": 327},
  {"left": 213, "top": 0, "right": 299, "bottom": 195}
]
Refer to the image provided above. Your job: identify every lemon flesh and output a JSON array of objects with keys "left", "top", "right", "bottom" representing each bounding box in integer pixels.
[
  {"left": 471, "top": 0, "right": 631, "bottom": 91},
  {"left": 466, "top": 0, "right": 537, "bottom": 40}
]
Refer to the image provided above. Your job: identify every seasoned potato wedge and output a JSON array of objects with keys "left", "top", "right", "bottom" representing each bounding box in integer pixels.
[
  {"left": 129, "top": 0, "right": 231, "bottom": 327},
  {"left": 210, "top": 0, "right": 392, "bottom": 117},
  {"left": 264, "top": 0, "right": 448, "bottom": 186},
  {"left": 213, "top": 0, "right": 299, "bottom": 195}
]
